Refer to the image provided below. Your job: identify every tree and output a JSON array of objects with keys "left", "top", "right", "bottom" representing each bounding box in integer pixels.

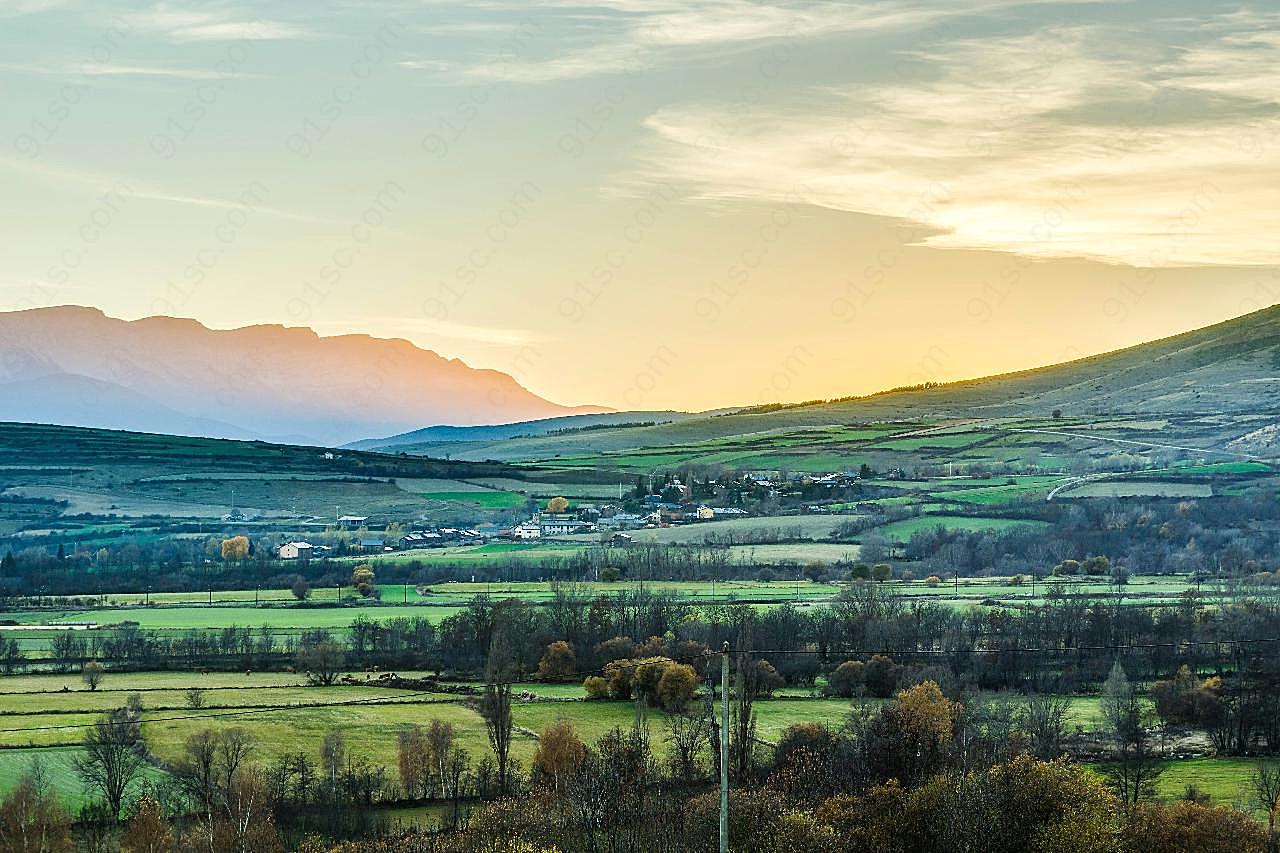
[
  {"left": 1100, "top": 661, "right": 1164, "bottom": 809},
  {"left": 0, "top": 766, "right": 73, "bottom": 852},
  {"left": 220, "top": 536, "right": 249, "bottom": 562},
  {"left": 825, "top": 661, "right": 866, "bottom": 698},
  {"left": 290, "top": 578, "right": 312, "bottom": 601},
  {"left": 481, "top": 628, "right": 515, "bottom": 794},
  {"left": 81, "top": 661, "right": 104, "bottom": 692},
  {"left": 546, "top": 497, "right": 569, "bottom": 513},
  {"left": 665, "top": 710, "right": 711, "bottom": 784},
  {"left": 1251, "top": 761, "right": 1280, "bottom": 838},
  {"left": 351, "top": 564, "right": 376, "bottom": 598},
  {"left": 1025, "top": 694, "right": 1071, "bottom": 758},
  {"left": 1122, "top": 801, "right": 1269, "bottom": 853},
  {"left": 121, "top": 795, "right": 173, "bottom": 853},
  {"left": 296, "top": 639, "right": 345, "bottom": 686},
  {"left": 397, "top": 726, "right": 429, "bottom": 800},
  {"left": 74, "top": 708, "right": 147, "bottom": 820},
  {"left": 656, "top": 662, "right": 698, "bottom": 712},
  {"left": 185, "top": 687, "right": 206, "bottom": 710},
  {"left": 532, "top": 720, "right": 586, "bottom": 793},
  {"left": 537, "top": 641, "right": 578, "bottom": 683},
  {"left": 871, "top": 563, "right": 893, "bottom": 583}
]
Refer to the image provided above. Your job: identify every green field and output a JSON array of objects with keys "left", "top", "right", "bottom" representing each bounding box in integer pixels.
[
  {"left": 421, "top": 491, "right": 527, "bottom": 509},
  {"left": 0, "top": 665, "right": 1255, "bottom": 820},
  {"left": 873, "top": 515, "right": 1049, "bottom": 541}
]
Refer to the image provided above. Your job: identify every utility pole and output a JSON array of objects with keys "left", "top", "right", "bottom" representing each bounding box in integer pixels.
[{"left": 720, "top": 641, "right": 729, "bottom": 853}]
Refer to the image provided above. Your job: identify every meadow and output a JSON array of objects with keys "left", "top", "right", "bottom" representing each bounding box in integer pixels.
[{"left": 0, "top": 666, "right": 1254, "bottom": 817}]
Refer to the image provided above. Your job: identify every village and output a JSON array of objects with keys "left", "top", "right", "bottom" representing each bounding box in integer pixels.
[{"left": 274, "top": 468, "right": 874, "bottom": 560}]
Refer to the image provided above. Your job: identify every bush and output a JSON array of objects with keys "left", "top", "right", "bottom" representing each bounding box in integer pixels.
[
  {"left": 825, "top": 660, "right": 866, "bottom": 698},
  {"left": 755, "top": 660, "right": 786, "bottom": 697},
  {"left": 864, "top": 655, "right": 902, "bottom": 699},
  {"left": 583, "top": 676, "right": 609, "bottom": 700},
  {"left": 924, "top": 575, "right": 942, "bottom": 587},
  {"left": 536, "top": 641, "right": 577, "bottom": 683}
]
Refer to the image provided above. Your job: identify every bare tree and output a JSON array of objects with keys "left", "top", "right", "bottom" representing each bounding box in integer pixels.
[
  {"left": 1025, "top": 694, "right": 1071, "bottom": 758},
  {"left": 297, "top": 640, "right": 345, "bottom": 686},
  {"left": 480, "top": 628, "right": 515, "bottom": 794},
  {"left": 665, "top": 709, "right": 710, "bottom": 784},
  {"left": 74, "top": 708, "right": 147, "bottom": 820},
  {"left": 1252, "top": 761, "right": 1280, "bottom": 839}
]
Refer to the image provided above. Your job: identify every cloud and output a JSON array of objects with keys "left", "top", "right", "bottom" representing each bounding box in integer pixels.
[
  {"left": 123, "top": 4, "right": 315, "bottom": 42},
  {"left": 0, "top": 60, "right": 255, "bottom": 80},
  {"left": 453, "top": 0, "right": 1116, "bottom": 82},
  {"left": 0, "top": 156, "right": 343, "bottom": 225},
  {"left": 630, "top": 21, "right": 1280, "bottom": 267}
]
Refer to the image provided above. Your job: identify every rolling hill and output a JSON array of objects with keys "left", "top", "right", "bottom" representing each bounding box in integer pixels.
[
  {"left": 367, "top": 304, "right": 1280, "bottom": 464},
  {"left": 0, "top": 306, "right": 606, "bottom": 446}
]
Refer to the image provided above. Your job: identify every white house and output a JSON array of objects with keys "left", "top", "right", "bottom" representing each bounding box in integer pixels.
[
  {"left": 511, "top": 522, "right": 542, "bottom": 540},
  {"left": 278, "top": 541, "right": 314, "bottom": 560}
]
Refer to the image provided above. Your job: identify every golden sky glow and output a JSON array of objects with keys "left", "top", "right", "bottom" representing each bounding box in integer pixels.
[{"left": 3, "top": 1, "right": 1279, "bottom": 413}]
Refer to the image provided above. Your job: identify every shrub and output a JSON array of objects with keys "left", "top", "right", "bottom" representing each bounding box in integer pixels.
[
  {"left": 864, "top": 655, "right": 902, "bottom": 699},
  {"left": 825, "top": 660, "right": 866, "bottom": 698},
  {"left": 536, "top": 641, "right": 577, "bottom": 683},
  {"left": 583, "top": 676, "right": 609, "bottom": 700}
]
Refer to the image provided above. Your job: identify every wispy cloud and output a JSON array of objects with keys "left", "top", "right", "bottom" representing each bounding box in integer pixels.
[
  {"left": 449, "top": 0, "right": 1115, "bottom": 82},
  {"left": 0, "top": 60, "right": 255, "bottom": 80},
  {"left": 0, "top": 156, "right": 344, "bottom": 225},
  {"left": 630, "top": 20, "right": 1280, "bottom": 267},
  {"left": 123, "top": 4, "right": 316, "bottom": 42}
]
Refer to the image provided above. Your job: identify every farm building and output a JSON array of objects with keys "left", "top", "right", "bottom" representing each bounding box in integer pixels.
[
  {"left": 278, "top": 541, "right": 314, "bottom": 560},
  {"left": 511, "top": 522, "right": 541, "bottom": 539}
]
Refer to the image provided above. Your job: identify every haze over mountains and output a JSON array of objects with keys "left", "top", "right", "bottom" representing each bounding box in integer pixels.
[
  {"left": 0, "top": 307, "right": 605, "bottom": 446},
  {"left": 5, "top": 304, "right": 1280, "bottom": 452}
]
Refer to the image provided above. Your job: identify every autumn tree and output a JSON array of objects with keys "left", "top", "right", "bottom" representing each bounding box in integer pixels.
[
  {"left": 546, "top": 497, "right": 569, "bottom": 513},
  {"left": 825, "top": 661, "right": 866, "bottom": 698},
  {"left": 1122, "top": 801, "right": 1268, "bottom": 853},
  {"left": 532, "top": 720, "right": 586, "bottom": 793},
  {"left": 351, "top": 564, "right": 376, "bottom": 598},
  {"left": 537, "top": 641, "right": 578, "bottom": 683},
  {"left": 397, "top": 726, "right": 429, "bottom": 800},
  {"left": 0, "top": 766, "right": 73, "bottom": 852},
  {"left": 81, "top": 660, "right": 104, "bottom": 692},
  {"left": 121, "top": 795, "right": 173, "bottom": 853},
  {"left": 220, "top": 536, "right": 250, "bottom": 562}
]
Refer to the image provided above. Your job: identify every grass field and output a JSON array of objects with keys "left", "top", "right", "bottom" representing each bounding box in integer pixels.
[
  {"left": 873, "top": 515, "right": 1049, "bottom": 541},
  {"left": 421, "top": 491, "right": 527, "bottom": 509},
  {"left": 0, "top": 655, "right": 1259, "bottom": 820}
]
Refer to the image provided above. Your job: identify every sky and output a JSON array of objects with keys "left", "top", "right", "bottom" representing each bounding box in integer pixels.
[{"left": 3, "top": 0, "right": 1280, "bottom": 413}]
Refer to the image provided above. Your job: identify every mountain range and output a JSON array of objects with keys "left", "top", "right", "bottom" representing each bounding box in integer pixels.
[
  {"left": 0, "top": 306, "right": 605, "bottom": 446},
  {"left": 5, "top": 304, "right": 1280, "bottom": 453}
]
